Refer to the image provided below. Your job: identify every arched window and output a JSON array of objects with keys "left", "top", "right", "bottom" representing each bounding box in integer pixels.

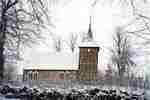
[
  {"left": 31, "top": 71, "right": 38, "bottom": 80},
  {"left": 28, "top": 71, "right": 32, "bottom": 80},
  {"left": 24, "top": 72, "right": 28, "bottom": 81},
  {"left": 32, "top": 71, "right": 34, "bottom": 80},
  {"left": 33, "top": 71, "right": 35, "bottom": 80},
  {"left": 34, "top": 71, "right": 38, "bottom": 80}
]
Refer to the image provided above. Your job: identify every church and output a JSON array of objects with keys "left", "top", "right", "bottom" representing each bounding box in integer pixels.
[{"left": 23, "top": 16, "right": 100, "bottom": 81}]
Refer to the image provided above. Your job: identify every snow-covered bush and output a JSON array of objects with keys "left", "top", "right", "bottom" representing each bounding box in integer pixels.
[
  {"left": 0, "top": 81, "right": 146, "bottom": 100},
  {"left": 4, "top": 64, "right": 17, "bottom": 81}
]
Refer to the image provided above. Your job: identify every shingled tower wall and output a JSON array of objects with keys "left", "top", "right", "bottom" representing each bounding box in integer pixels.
[{"left": 78, "top": 45, "right": 99, "bottom": 81}]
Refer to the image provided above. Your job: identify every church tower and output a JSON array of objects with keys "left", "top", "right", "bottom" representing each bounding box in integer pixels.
[{"left": 78, "top": 15, "right": 99, "bottom": 81}]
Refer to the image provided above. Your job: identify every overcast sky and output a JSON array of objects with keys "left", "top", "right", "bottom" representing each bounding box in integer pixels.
[{"left": 19, "top": 0, "right": 150, "bottom": 76}]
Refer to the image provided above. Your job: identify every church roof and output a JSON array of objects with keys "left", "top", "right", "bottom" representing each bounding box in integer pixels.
[
  {"left": 79, "top": 41, "right": 99, "bottom": 48},
  {"left": 23, "top": 52, "right": 79, "bottom": 70},
  {"left": 24, "top": 65, "right": 78, "bottom": 70},
  {"left": 87, "top": 15, "right": 93, "bottom": 40},
  {"left": 78, "top": 15, "right": 99, "bottom": 48}
]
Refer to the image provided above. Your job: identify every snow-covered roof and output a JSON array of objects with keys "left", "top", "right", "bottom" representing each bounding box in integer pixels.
[
  {"left": 22, "top": 52, "right": 79, "bottom": 70},
  {"left": 24, "top": 65, "right": 78, "bottom": 70},
  {"left": 79, "top": 41, "right": 99, "bottom": 48}
]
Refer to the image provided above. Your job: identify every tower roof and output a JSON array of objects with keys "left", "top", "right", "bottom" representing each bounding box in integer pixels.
[
  {"left": 79, "top": 41, "right": 99, "bottom": 48},
  {"left": 87, "top": 15, "right": 93, "bottom": 40}
]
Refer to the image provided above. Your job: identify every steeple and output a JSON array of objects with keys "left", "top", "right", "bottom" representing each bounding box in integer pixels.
[{"left": 87, "top": 15, "right": 93, "bottom": 41}]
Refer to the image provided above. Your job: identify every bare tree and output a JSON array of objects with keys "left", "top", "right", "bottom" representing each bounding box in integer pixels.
[
  {"left": 111, "top": 26, "right": 136, "bottom": 86},
  {"left": 104, "top": 64, "right": 113, "bottom": 85},
  {"left": 4, "top": 63, "right": 16, "bottom": 80},
  {"left": 80, "top": 25, "right": 93, "bottom": 42},
  {"left": 113, "top": 0, "right": 150, "bottom": 42},
  {"left": 68, "top": 33, "right": 78, "bottom": 52},
  {"left": 81, "top": 32, "right": 88, "bottom": 42},
  {"left": 0, "top": 0, "right": 51, "bottom": 80},
  {"left": 53, "top": 37, "right": 62, "bottom": 52}
]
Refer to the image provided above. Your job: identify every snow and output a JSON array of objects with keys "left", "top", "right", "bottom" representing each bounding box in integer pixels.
[
  {"left": 79, "top": 41, "right": 99, "bottom": 48},
  {"left": 24, "top": 65, "right": 78, "bottom": 70},
  {"left": 22, "top": 52, "right": 79, "bottom": 70}
]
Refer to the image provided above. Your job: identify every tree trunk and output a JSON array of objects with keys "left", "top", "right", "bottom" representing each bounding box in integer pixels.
[
  {"left": 0, "top": 8, "right": 7, "bottom": 80},
  {"left": 117, "top": 63, "right": 121, "bottom": 86},
  {"left": 0, "top": 42, "right": 5, "bottom": 80}
]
